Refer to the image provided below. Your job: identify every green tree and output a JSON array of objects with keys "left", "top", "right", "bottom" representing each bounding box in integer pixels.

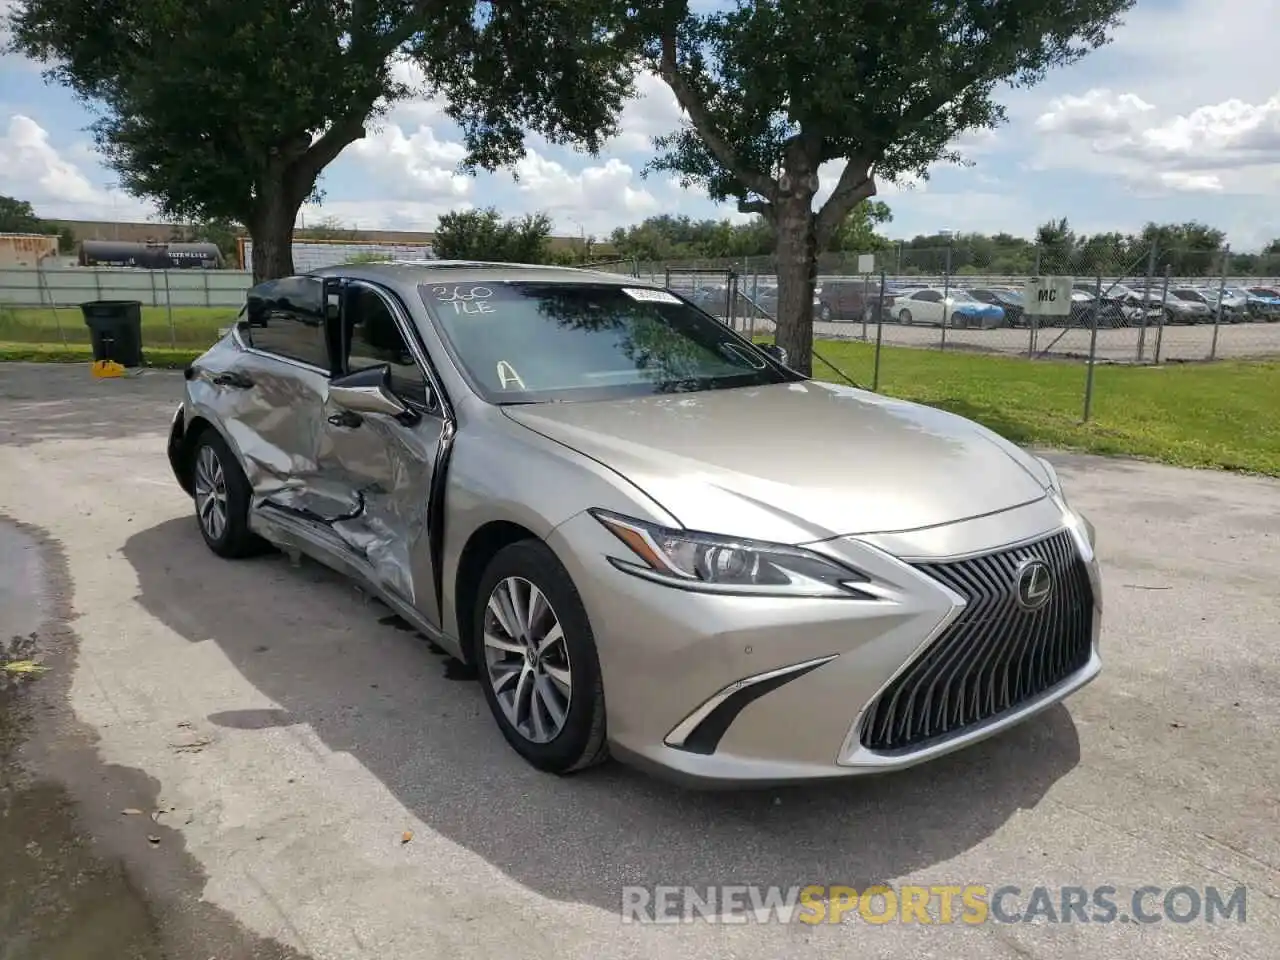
[
  {"left": 302, "top": 216, "right": 360, "bottom": 241},
  {"left": 0, "top": 195, "right": 44, "bottom": 232},
  {"left": 640, "top": 0, "right": 1133, "bottom": 373},
  {"left": 826, "top": 200, "right": 893, "bottom": 253},
  {"left": 1035, "top": 217, "right": 1077, "bottom": 266},
  {"left": 0, "top": 194, "right": 75, "bottom": 252},
  {"left": 609, "top": 214, "right": 779, "bottom": 261},
  {"left": 434, "top": 208, "right": 553, "bottom": 263},
  {"left": 1071, "top": 230, "right": 1134, "bottom": 274},
  {"left": 1141, "top": 221, "right": 1226, "bottom": 277},
  {"left": 10, "top": 0, "right": 635, "bottom": 281}
]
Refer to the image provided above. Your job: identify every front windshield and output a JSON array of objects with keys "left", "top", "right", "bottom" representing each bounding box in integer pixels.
[{"left": 418, "top": 281, "right": 794, "bottom": 404}]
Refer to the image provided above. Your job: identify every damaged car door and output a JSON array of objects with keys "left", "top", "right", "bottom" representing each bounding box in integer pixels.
[
  {"left": 218, "top": 276, "right": 335, "bottom": 519},
  {"left": 316, "top": 279, "right": 447, "bottom": 623}
]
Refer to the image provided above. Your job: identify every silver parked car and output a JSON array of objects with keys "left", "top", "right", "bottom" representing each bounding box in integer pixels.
[{"left": 168, "top": 262, "right": 1102, "bottom": 785}]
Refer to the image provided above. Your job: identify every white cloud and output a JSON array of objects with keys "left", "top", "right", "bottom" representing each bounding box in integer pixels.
[
  {"left": 297, "top": 199, "right": 469, "bottom": 232},
  {"left": 507, "top": 150, "right": 659, "bottom": 235},
  {"left": 0, "top": 0, "right": 19, "bottom": 49},
  {"left": 1034, "top": 89, "right": 1156, "bottom": 140},
  {"left": 1158, "top": 171, "right": 1223, "bottom": 193},
  {"left": 1031, "top": 89, "right": 1280, "bottom": 196},
  {"left": 1139, "top": 96, "right": 1280, "bottom": 164},
  {"left": 0, "top": 114, "right": 156, "bottom": 220},
  {"left": 349, "top": 123, "right": 471, "bottom": 200},
  {"left": 608, "top": 71, "right": 683, "bottom": 154}
]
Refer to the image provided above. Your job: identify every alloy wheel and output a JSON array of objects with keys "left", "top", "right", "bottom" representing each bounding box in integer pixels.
[
  {"left": 193, "top": 445, "right": 228, "bottom": 541},
  {"left": 482, "top": 576, "right": 573, "bottom": 743}
]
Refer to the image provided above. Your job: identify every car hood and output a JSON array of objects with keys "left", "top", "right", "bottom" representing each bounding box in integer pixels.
[{"left": 502, "top": 381, "right": 1051, "bottom": 544}]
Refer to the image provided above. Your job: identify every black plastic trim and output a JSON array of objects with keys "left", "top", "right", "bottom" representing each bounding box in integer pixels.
[{"left": 677, "top": 661, "right": 829, "bottom": 756}]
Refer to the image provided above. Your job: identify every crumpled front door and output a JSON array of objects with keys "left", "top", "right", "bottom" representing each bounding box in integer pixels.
[{"left": 315, "top": 400, "right": 445, "bottom": 625}]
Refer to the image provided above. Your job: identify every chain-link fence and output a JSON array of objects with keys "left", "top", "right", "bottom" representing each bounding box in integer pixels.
[
  {"left": 637, "top": 241, "right": 1279, "bottom": 422},
  {"left": 647, "top": 242, "right": 1280, "bottom": 368}
]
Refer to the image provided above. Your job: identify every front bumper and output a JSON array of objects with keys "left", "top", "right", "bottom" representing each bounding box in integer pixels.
[{"left": 549, "top": 495, "right": 1102, "bottom": 787}]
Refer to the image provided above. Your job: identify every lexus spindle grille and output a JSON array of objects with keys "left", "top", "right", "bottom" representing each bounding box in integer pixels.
[{"left": 860, "top": 530, "right": 1094, "bottom": 752}]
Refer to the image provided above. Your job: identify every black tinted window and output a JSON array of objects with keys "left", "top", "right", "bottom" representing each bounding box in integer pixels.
[
  {"left": 343, "top": 285, "right": 429, "bottom": 401},
  {"left": 243, "top": 277, "right": 329, "bottom": 369},
  {"left": 418, "top": 281, "right": 792, "bottom": 403}
]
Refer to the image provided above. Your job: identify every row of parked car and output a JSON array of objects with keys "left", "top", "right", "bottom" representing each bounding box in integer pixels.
[
  {"left": 816, "top": 279, "right": 1280, "bottom": 329},
  {"left": 665, "top": 276, "right": 1280, "bottom": 329}
]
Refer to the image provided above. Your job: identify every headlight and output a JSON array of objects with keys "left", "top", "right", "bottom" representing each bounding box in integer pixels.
[{"left": 591, "top": 510, "right": 875, "bottom": 599}]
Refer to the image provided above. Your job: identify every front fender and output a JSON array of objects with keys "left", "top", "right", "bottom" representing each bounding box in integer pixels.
[{"left": 438, "top": 401, "right": 681, "bottom": 644}]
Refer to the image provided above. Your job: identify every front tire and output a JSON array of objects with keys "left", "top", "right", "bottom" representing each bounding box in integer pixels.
[
  {"left": 191, "top": 430, "right": 266, "bottom": 558},
  {"left": 899, "top": 308, "right": 913, "bottom": 325},
  {"left": 472, "top": 540, "right": 608, "bottom": 774}
]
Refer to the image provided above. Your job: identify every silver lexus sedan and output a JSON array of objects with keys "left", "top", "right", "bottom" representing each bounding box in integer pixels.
[{"left": 167, "top": 262, "right": 1101, "bottom": 786}]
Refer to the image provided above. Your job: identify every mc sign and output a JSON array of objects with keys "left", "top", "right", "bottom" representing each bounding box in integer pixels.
[{"left": 1022, "top": 276, "right": 1074, "bottom": 317}]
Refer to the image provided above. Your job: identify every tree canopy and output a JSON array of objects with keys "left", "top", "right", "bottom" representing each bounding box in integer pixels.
[
  {"left": 607, "top": 212, "right": 1273, "bottom": 278},
  {"left": 638, "top": 0, "right": 1136, "bottom": 373},
  {"left": 0, "top": 194, "right": 75, "bottom": 251},
  {"left": 433, "top": 208, "right": 553, "bottom": 263},
  {"left": 9, "top": 0, "right": 636, "bottom": 280},
  {"left": 609, "top": 202, "right": 892, "bottom": 262}
]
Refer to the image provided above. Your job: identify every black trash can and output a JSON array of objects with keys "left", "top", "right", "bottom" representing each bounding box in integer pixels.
[{"left": 81, "top": 300, "right": 144, "bottom": 367}]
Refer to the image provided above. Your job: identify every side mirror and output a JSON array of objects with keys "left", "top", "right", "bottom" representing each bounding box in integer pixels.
[
  {"left": 329, "top": 364, "right": 416, "bottom": 421},
  {"left": 760, "top": 343, "right": 789, "bottom": 365}
]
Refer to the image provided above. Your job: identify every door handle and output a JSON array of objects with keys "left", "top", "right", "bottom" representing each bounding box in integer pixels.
[
  {"left": 212, "top": 371, "right": 254, "bottom": 388},
  {"left": 328, "top": 410, "right": 363, "bottom": 428}
]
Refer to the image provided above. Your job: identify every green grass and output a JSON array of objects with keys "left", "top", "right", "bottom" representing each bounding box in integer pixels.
[
  {"left": 0, "top": 304, "right": 236, "bottom": 348},
  {"left": 1, "top": 308, "right": 1277, "bottom": 476},
  {"left": 805, "top": 341, "right": 1280, "bottom": 476},
  {"left": 0, "top": 341, "right": 202, "bottom": 368}
]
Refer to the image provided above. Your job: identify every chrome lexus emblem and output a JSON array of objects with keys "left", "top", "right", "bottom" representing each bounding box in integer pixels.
[{"left": 1014, "top": 559, "right": 1053, "bottom": 611}]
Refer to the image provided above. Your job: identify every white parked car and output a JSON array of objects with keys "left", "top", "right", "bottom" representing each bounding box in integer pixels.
[{"left": 893, "top": 288, "right": 1006, "bottom": 328}]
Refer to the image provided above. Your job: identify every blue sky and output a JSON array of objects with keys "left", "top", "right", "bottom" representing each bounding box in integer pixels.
[{"left": 2, "top": 0, "right": 1277, "bottom": 249}]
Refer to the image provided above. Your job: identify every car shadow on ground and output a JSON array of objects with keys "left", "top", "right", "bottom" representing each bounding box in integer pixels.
[{"left": 123, "top": 517, "right": 1081, "bottom": 913}]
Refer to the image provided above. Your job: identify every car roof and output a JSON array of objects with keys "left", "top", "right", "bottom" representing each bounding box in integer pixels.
[{"left": 307, "top": 260, "right": 646, "bottom": 289}]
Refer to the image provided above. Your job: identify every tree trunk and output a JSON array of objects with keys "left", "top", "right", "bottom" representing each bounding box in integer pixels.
[
  {"left": 249, "top": 188, "right": 302, "bottom": 283},
  {"left": 772, "top": 198, "right": 818, "bottom": 376}
]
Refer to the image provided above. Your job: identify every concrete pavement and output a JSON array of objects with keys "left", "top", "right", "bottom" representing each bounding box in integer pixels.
[{"left": 0, "top": 362, "right": 1276, "bottom": 959}]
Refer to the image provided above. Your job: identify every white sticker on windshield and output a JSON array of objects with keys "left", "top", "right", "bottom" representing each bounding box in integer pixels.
[{"left": 623, "top": 287, "right": 681, "bottom": 304}]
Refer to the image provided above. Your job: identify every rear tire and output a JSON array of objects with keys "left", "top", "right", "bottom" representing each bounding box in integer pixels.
[
  {"left": 472, "top": 540, "right": 609, "bottom": 775},
  {"left": 191, "top": 430, "right": 268, "bottom": 559}
]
